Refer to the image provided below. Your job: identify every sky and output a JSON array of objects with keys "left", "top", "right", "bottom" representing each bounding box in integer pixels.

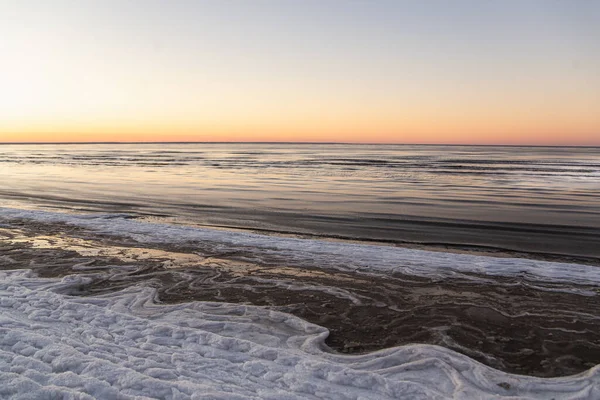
[{"left": 1, "top": 0, "right": 599, "bottom": 145}]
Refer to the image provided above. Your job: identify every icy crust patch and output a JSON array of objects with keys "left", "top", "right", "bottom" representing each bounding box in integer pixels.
[
  {"left": 0, "top": 270, "right": 598, "bottom": 400},
  {"left": 1, "top": 207, "right": 600, "bottom": 291}
]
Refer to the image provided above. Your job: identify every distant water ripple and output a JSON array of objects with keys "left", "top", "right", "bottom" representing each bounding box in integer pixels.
[{"left": 1, "top": 143, "right": 599, "bottom": 258}]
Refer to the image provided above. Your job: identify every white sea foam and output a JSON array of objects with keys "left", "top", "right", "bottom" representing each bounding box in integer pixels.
[
  {"left": 1, "top": 269, "right": 599, "bottom": 400},
  {"left": 1, "top": 207, "right": 599, "bottom": 292}
]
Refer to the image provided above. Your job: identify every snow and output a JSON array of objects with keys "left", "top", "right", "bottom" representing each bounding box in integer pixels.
[
  {"left": 1, "top": 207, "right": 600, "bottom": 399},
  {"left": 1, "top": 269, "right": 599, "bottom": 399}
]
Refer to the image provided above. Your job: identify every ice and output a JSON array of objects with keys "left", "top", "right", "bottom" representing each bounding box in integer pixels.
[
  {"left": 0, "top": 269, "right": 599, "bottom": 399},
  {"left": 1, "top": 207, "right": 599, "bottom": 291},
  {"left": 1, "top": 207, "right": 600, "bottom": 398}
]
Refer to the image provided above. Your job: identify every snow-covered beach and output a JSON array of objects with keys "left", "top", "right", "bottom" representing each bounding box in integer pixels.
[
  {"left": 1, "top": 269, "right": 598, "bottom": 400},
  {"left": 1, "top": 208, "right": 599, "bottom": 399}
]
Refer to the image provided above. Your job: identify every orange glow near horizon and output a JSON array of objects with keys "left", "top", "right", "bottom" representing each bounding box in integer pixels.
[
  {"left": 2, "top": 109, "right": 599, "bottom": 145},
  {"left": 1, "top": 2, "right": 599, "bottom": 146},
  {"left": 2, "top": 129, "right": 599, "bottom": 146}
]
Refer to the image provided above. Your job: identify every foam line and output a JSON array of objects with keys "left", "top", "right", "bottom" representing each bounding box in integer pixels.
[{"left": 1, "top": 207, "right": 599, "bottom": 292}]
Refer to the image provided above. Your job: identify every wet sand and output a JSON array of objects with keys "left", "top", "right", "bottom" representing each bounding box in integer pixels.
[{"left": 1, "top": 219, "right": 599, "bottom": 378}]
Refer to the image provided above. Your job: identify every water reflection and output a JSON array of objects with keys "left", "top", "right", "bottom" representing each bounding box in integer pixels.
[{"left": 1, "top": 143, "right": 599, "bottom": 256}]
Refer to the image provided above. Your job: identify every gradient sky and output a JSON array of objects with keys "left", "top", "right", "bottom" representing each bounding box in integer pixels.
[{"left": 1, "top": 0, "right": 599, "bottom": 144}]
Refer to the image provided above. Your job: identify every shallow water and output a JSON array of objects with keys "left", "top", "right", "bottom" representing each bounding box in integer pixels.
[{"left": 1, "top": 143, "right": 600, "bottom": 258}]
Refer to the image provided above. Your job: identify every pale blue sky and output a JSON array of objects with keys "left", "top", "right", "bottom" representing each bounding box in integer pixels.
[{"left": 1, "top": 0, "right": 599, "bottom": 143}]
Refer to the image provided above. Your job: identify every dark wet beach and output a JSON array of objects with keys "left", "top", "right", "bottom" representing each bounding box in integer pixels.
[{"left": 2, "top": 219, "right": 599, "bottom": 378}]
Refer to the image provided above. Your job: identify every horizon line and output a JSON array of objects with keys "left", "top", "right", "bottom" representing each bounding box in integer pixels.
[{"left": 0, "top": 141, "right": 599, "bottom": 148}]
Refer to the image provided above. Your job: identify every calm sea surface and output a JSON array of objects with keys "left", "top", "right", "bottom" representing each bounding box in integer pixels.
[{"left": 1, "top": 143, "right": 599, "bottom": 258}]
